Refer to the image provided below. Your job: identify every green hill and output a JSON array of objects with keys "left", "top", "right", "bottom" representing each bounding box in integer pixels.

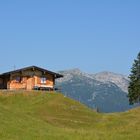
[{"left": 0, "top": 91, "right": 140, "bottom": 140}]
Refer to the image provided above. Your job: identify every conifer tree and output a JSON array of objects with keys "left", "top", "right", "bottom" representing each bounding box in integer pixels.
[{"left": 128, "top": 52, "right": 140, "bottom": 104}]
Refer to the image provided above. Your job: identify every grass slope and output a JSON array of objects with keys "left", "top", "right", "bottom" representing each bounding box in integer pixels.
[{"left": 0, "top": 91, "right": 139, "bottom": 140}]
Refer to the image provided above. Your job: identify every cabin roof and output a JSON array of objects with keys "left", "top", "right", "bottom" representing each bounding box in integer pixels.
[{"left": 0, "top": 66, "right": 63, "bottom": 79}]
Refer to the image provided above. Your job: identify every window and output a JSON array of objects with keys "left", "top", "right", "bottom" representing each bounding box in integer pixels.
[
  {"left": 16, "top": 77, "right": 21, "bottom": 83},
  {"left": 41, "top": 77, "right": 46, "bottom": 84}
]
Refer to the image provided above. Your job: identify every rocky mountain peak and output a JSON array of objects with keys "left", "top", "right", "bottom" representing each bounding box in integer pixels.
[
  {"left": 56, "top": 69, "right": 135, "bottom": 113},
  {"left": 57, "top": 69, "right": 129, "bottom": 93},
  {"left": 58, "top": 68, "right": 83, "bottom": 83},
  {"left": 92, "top": 71, "right": 129, "bottom": 93}
]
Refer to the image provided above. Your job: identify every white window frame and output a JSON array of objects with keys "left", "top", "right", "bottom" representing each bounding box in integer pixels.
[{"left": 41, "top": 77, "right": 46, "bottom": 84}]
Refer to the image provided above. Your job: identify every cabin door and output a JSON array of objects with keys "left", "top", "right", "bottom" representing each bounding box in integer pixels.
[{"left": 26, "top": 77, "right": 34, "bottom": 90}]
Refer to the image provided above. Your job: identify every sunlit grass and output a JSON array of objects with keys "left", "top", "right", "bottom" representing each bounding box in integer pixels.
[{"left": 0, "top": 90, "right": 139, "bottom": 140}]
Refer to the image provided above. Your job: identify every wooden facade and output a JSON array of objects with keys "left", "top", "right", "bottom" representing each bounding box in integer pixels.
[{"left": 0, "top": 66, "right": 63, "bottom": 90}]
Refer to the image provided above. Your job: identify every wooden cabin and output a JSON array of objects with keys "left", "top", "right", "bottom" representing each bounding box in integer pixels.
[{"left": 0, "top": 66, "right": 63, "bottom": 90}]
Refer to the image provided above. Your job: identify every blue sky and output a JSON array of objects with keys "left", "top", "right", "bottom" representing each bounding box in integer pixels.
[{"left": 0, "top": 0, "right": 140, "bottom": 75}]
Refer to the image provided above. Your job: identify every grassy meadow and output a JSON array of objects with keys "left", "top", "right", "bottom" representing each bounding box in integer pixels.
[{"left": 0, "top": 91, "right": 139, "bottom": 140}]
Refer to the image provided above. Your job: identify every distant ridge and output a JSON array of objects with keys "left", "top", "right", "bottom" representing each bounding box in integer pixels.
[
  {"left": 56, "top": 69, "right": 138, "bottom": 113},
  {"left": 93, "top": 71, "right": 129, "bottom": 93},
  {"left": 58, "top": 69, "right": 129, "bottom": 93}
]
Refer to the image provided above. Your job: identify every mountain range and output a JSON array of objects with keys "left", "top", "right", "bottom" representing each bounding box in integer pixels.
[{"left": 56, "top": 69, "right": 138, "bottom": 113}]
